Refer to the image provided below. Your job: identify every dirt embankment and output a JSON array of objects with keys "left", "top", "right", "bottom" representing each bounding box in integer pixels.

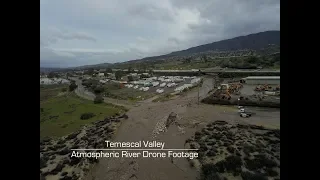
[
  {"left": 40, "top": 114, "right": 128, "bottom": 180},
  {"left": 201, "top": 95, "right": 280, "bottom": 108}
]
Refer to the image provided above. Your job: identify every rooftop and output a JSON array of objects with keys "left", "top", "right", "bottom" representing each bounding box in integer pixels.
[{"left": 244, "top": 76, "right": 280, "bottom": 80}]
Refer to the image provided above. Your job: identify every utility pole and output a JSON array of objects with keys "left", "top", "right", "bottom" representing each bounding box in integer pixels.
[
  {"left": 212, "top": 74, "right": 215, "bottom": 89},
  {"left": 198, "top": 70, "right": 201, "bottom": 105}
]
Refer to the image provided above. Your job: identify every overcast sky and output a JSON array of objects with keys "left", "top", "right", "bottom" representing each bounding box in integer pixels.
[{"left": 40, "top": 0, "right": 280, "bottom": 68}]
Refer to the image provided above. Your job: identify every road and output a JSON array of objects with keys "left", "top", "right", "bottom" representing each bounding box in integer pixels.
[
  {"left": 71, "top": 78, "right": 135, "bottom": 109},
  {"left": 71, "top": 77, "right": 214, "bottom": 109}
]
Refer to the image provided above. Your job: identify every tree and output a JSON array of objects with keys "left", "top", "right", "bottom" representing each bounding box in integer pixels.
[
  {"left": 82, "top": 80, "right": 90, "bottom": 87},
  {"left": 84, "top": 68, "right": 94, "bottom": 75},
  {"left": 128, "top": 67, "right": 134, "bottom": 73},
  {"left": 140, "top": 63, "right": 147, "bottom": 72},
  {"left": 127, "top": 75, "right": 134, "bottom": 82},
  {"left": 138, "top": 69, "right": 145, "bottom": 74},
  {"left": 246, "top": 56, "right": 259, "bottom": 64},
  {"left": 69, "top": 83, "right": 78, "bottom": 91},
  {"left": 93, "top": 86, "right": 104, "bottom": 94},
  {"left": 220, "top": 59, "right": 231, "bottom": 68},
  {"left": 115, "top": 70, "right": 123, "bottom": 80},
  {"left": 94, "top": 95, "right": 104, "bottom": 104},
  {"left": 105, "top": 68, "right": 113, "bottom": 73},
  {"left": 184, "top": 57, "right": 192, "bottom": 64},
  {"left": 201, "top": 55, "right": 208, "bottom": 63},
  {"left": 270, "top": 54, "right": 280, "bottom": 63},
  {"left": 48, "top": 72, "right": 56, "bottom": 78}
]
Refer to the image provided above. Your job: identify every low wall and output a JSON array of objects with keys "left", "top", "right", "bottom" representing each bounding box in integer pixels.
[
  {"left": 218, "top": 71, "right": 280, "bottom": 78},
  {"left": 153, "top": 71, "right": 200, "bottom": 76},
  {"left": 153, "top": 71, "right": 280, "bottom": 78},
  {"left": 201, "top": 95, "right": 280, "bottom": 108}
]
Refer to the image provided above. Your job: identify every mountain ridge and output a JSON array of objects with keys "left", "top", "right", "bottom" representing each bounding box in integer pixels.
[
  {"left": 41, "top": 30, "right": 280, "bottom": 70},
  {"left": 126, "top": 30, "right": 279, "bottom": 63}
]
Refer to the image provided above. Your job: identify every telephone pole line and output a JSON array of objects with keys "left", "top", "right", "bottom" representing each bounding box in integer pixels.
[{"left": 198, "top": 85, "right": 200, "bottom": 105}]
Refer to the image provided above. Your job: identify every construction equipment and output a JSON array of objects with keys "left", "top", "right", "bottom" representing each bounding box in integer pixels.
[
  {"left": 254, "top": 84, "right": 272, "bottom": 92},
  {"left": 228, "top": 83, "right": 243, "bottom": 94},
  {"left": 219, "top": 89, "right": 231, "bottom": 100},
  {"left": 213, "top": 88, "right": 231, "bottom": 100},
  {"left": 214, "top": 82, "right": 244, "bottom": 100}
]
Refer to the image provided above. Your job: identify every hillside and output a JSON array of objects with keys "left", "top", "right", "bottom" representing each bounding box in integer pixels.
[
  {"left": 41, "top": 63, "right": 112, "bottom": 72},
  {"left": 134, "top": 30, "right": 280, "bottom": 62},
  {"left": 169, "top": 30, "right": 279, "bottom": 56},
  {"left": 40, "top": 67, "right": 62, "bottom": 73},
  {"left": 42, "top": 30, "right": 280, "bottom": 71},
  {"left": 69, "top": 63, "right": 112, "bottom": 70}
]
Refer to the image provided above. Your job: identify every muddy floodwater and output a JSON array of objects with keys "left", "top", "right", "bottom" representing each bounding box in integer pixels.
[{"left": 84, "top": 78, "right": 280, "bottom": 180}]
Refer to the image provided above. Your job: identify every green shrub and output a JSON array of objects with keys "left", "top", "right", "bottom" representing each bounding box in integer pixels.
[
  {"left": 80, "top": 112, "right": 96, "bottom": 120},
  {"left": 94, "top": 86, "right": 105, "bottom": 94},
  {"left": 69, "top": 83, "right": 78, "bottom": 91},
  {"left": 94, "top": 95, "right": 104, "bottom": 104}
]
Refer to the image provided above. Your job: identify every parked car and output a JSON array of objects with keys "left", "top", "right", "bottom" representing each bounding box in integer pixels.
[{"left": 240, "top": 113, "right": 251, "bottom": 118}]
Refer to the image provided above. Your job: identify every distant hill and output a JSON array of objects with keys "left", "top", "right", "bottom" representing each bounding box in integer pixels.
[
  {"left": 40, "top": 67, "right": 62, "bottom": 73},
  {"left": 169, "top": 30, "right": 279, "bottom": 56},
  {"left": 41, "top": 63, "right": 112, "bottom": 72},
  {"left": 129, "top": 30, "right": 280, "bottom": 62},
  {"left": 46, "top": 30, "right": 279, "bottom": 70},
  {"left": 68, "top": 63, "right": 112, "bottom": 70}
]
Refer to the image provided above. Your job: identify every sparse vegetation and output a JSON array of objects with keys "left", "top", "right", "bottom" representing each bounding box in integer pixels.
[
  {"left": 152, "top": 93, "right": 175, "bottom": 102},
  {"left": 69, "top": 82, "right": 78, "bottom": 92},
  {"left": 40, "top": 86, "right": 126, "bottom": 138},
  {"left": 40, "top": 84, "right": 69, "bottom": 102},
  {"left": 186, "top": 121, "right": 280, "bottom": 180},
  {"left": 115, "top": 70, "right": 124, "bottom": 80}
]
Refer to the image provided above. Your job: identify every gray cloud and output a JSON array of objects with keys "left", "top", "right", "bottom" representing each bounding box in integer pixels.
[
  {"left": 40, "top": 28, "right": 97, "bottom": 47},
  {"left": 127, "top": 3, "right": 175, "bottom": 22},
  {"left": 40, "top": 0, "right": 280, "bottom": 67}
]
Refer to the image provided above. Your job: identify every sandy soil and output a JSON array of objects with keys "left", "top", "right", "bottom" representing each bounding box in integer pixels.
[{"left": 84, "top": 78, "right": 280, "bottom": 180}]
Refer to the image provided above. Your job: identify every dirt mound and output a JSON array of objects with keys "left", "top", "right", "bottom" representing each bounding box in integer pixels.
[
  {"left": 166, "top": 112, "right": 178, "bottom": 128},
  {"left": 185, "top": 121, "right": 280, "bottom": 180}
]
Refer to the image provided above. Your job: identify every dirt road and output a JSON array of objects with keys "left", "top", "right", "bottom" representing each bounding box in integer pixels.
[
  {"left": 83, "top": 78, "right": 280, "bottom": 180},
  {"left": 72, "top": 78, "right": 135, "bottom": 109}
]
